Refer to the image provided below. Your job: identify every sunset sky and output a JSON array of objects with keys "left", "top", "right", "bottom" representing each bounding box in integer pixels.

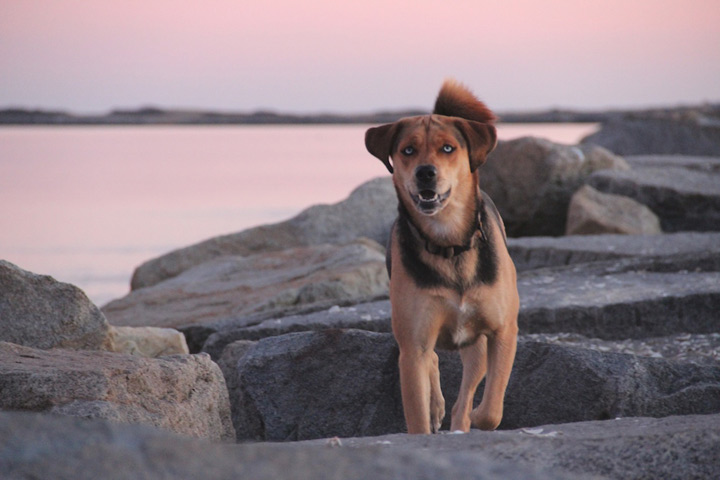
[{"left": 1, "top": 0, "right": 718, "bottom": 113}]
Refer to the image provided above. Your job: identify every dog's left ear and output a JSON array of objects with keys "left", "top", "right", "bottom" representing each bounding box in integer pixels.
[
  {"left": 365, "top": 123, "right": 399, "bottom": 174},
  {"left": 454, "top": 119, "right": 497, "bottom": 172}
]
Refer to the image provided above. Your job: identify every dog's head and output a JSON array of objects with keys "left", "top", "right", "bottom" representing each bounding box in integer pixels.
[{"left": 365, "top": 81, "right": 497, "bottom": 217}]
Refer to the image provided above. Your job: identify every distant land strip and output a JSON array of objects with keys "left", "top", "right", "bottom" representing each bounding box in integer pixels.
[{"left": 1, "top": 104, "right": 718, "bottom": 125}]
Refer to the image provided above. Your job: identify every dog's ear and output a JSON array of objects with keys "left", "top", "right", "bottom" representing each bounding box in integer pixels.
[
  {"left": 454, "top": 119, "right": 497, "bottom": 172},
  {"left": 365, "top": 123, "right": 399, "bottom": 174}
]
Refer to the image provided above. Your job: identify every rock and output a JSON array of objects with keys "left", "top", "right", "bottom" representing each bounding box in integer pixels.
[
  {"left": 332, "top": 414, "right": 720, "bottom": 480},
  {"left": 0, "top": 342, "right": 234, "bottom": 441},
  {"left": 235, "top": 330, "right": 403, "bottom": 441},
  {"left": 624, "top": 154, "right": 720, "bottom": 173},
  {"left": 215, "top": 340, "right": 259, "bottom": 438},
  {"left": 108, "top": 326, "right": 189, "bottom": 357},
  {"left": 103, "top": 239, "right": 389, "bottom": 330},
  {"left": 517, "top": 256, "right": 720, "bottom": 339},
  {"left": 565, "top": 185, "right": 661, "bottom": 235},
  {"left": 232, "top": 329, "right": 720, "bottom": 441},
  {"left": 586, "top": 167, "right": 720, "bottom": 232},
  {"left": 0, "top": 411, "right": 574, "bottom": 480},
  {"left": 479, "top": 137, "right": 629, "bottom": 237},
  {"left": 130, "top": 177, "right": 397, "bottom": 290},
  {"left": 581, "top": 117, "right": 720, "bottom": 155},
  {"left": 508, "top": 231, "right": 720, "bottom": 271},
  {"left": 201, "top": 247, "right": 720, "bottom": 358},
  {"left": 0, "top": 260, "right": 111, "bottom": 350}
]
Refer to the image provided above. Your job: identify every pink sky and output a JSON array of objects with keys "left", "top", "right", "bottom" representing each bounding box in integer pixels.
[{"left": 1, "top": 0, "right": 718, "bottom": 113}]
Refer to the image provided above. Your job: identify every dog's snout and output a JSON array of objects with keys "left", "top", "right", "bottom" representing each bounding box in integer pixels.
[{"left": 415, "top": 165, "right": 437, "bottom": 184}]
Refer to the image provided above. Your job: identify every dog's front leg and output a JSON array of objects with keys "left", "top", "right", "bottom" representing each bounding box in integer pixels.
[
  {"left": 398, "top": 346, "right": 444, "bottom": 434},
  {"left": 451, "top": 335, "right": 488, "bottom": 432},
  {"left": 470, "top": 321, "right": 518, "bottom": 430}
]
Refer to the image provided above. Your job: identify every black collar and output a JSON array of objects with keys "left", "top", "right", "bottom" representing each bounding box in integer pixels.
[{"left": 404, "top": 212, "right": 484, "bottom": 259}]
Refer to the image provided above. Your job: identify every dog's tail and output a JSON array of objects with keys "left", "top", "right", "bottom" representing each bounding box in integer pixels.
[{"left": 433, "top": 79, "right": 496, "bottom": 125}]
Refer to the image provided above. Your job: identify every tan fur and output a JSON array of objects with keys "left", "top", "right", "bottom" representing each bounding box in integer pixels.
[{"left": 366, "top": 80, "right": 519, "bottom": 434}]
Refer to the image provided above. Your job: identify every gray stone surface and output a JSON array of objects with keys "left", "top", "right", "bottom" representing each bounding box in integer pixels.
[
  {"left": 587, "top": 167, "right": 720, "bottom": 232},
  {"left": 0, "top": 342, "right": 234, "bottom": 441},
  {"left": 130, "top": 177, "right": 397, "bottom": 290},
  {"left": 624, "top": 154, "right": 720, "bottom": 173},
  {"left": 507, "top": 232, "right": 720, "bottom": 271},
  {"left": 231, "top": 329, "right": 720, "bottom": 441},
  {"left": 0, "top": 411, "right": 577, "bottom": 480},
  {"left": 480, "top": 137, "right": 629, "bottom": 237},
  {"left": 103, "top": 239, "right": 389, "bottom": 329},
  {"left": 565, "top": 185, "right": 661, "bottom": 235},
  {"left": 0, "top": 260, "right": 111, "bottom": 350},
  {"left": 201, "top": 248, "right": 720, "bottom": 357},
  {"left": 581, "top": 117, "right": 720, "bottom": 156},
  {"left": 327, "top": 414, "right": 720, "bottom": 480}
]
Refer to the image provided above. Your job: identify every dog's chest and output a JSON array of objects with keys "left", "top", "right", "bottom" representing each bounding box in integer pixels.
[{"left": 437, "top": 298, "right": 487, "bottom": 349}]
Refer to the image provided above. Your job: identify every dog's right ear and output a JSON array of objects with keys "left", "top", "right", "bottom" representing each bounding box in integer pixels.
[{"left": 365, "top": 123, "right": 399, "bottom": 174}]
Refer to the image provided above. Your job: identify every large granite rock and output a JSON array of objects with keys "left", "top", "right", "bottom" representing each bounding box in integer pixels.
[
  {"left": 624, "top": 154, "right": 720, "bottom": 173},
  {"left": 586, "top": 167, "right": 720, "bottom": 232},
  {"left": 0, "top": 260, "right": 111, "bottom": 350},
  {"left": 103, "top": 239, "right": 389, "bottom": 330},
  {"left": 0, "top": 411, "right": 578, "bottom": 480},
  {"left": 231, "top": 329, "right": 720, "bottom": 441},
  {"left": 581, "top": 117, "right": 720, "bottom": 155},
  {"left": 0, "top": 342, "right": 235, "bottom": 441},
  {"left": 565, "top": 185, "right": 661, "bottom": 235},
  {"left": 130, "top": 177, "right": 396, "bottom": 290},
  {"left": 480, "top": 137, "right": 629, "bottom": 237},
  {"left": 508, "top": 231, "right": 720, "bottom": 271}
]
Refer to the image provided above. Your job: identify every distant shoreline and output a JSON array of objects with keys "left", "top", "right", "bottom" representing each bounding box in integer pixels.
[{"left": 1, "top": 104, "right": 718, "bottom": 126}]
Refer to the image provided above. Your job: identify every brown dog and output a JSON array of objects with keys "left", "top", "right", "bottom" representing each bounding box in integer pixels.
[{"left": 365, "top": 80, "right": 519, "bottom": 434}]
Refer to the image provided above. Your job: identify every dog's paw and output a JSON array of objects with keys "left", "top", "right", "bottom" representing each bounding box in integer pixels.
[
  {"left": 430, "top": 394, "right": 446, "bottom": 433},
  {"left": 470, "top": 403, "right": 502, "bottom": 431}
]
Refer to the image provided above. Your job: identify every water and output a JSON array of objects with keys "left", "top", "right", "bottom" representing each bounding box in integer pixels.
[{"left": 0, "top": 123, "right": 597, "bottom": 306}]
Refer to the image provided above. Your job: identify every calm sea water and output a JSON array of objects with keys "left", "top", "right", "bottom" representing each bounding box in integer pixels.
[{"left": 0, "top": 123, "right": 597, "bottom": 306}]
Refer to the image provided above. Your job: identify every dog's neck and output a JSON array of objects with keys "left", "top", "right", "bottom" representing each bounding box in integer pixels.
[{"left": 399, "top": 189, "right": 484, "bottom": 259}]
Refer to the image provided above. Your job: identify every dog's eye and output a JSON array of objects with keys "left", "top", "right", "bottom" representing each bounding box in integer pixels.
[
  {"left": 442, "top": 144, "right": 455, "bottom": 154},
  {"left": 402, "top": 146, "right": 415, "bottom": 156}
]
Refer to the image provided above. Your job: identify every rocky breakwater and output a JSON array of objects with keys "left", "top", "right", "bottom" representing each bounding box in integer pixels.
[{"left": 4, "top": 134, "right": 720, "bottom": 478}]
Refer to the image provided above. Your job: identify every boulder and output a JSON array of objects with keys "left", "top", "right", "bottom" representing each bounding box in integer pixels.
[
  {"left": 479, "top": 137, "right": 629, "bottom": 237},
  {"left": 231, "top": 329, "right": 720, "bottom": 441},
  {"left": 0, "top": 260, "right": 111, "bottom": 350},
  {"left": 508, "top": 231, "right": 720, "bottom": 271},
  {"left": 586, "top": 167, "right": 720, "bottom": 232},
  {"left": 0, "top": 411, "right": 576, "bottom": 480},
  {"left": 581, "top": 117, "right": 720, "bottom": 155},
  {"left": 103, "top": 239, "right": 389, "bottom": 330},
  {"left": 130, "top": 177, "right": 396, "bottom": 290},
  {"left": 565, "top": 185, "right": 661, "bottom": 235},
  {"left": 108, "top": 326, "right": 189, "bottom": 357},
  {"left": 0, "top": 342, "right": 234, "bottom": 441}
]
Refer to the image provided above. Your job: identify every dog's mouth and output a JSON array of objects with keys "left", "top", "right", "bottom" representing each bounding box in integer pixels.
[{"left": 410, "top": 188, "right": 451, "bottom": 215}]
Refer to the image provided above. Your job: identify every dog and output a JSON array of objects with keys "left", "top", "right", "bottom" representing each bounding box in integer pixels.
[{"left": 365, "top": 80, "right": 519, "bottom": 434}]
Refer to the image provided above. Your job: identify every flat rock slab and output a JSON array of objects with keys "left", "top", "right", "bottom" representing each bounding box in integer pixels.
[
  {"left": 323, "top": 414, "right": 720, "bottom": 480},
  {"left": 508, "top": 232, "right": 720, "bottom": 271},
  {"left": 0, "top": 411, "right": 577, "bottom": 480},
  {"left": 624, "top": 154, "right": 720, "bottom": 173},
  {"left": 0, "top": 260, "right": 110, "bottom": 350},
  {"left": 231, "top": 330, "right": 720, "bottom": 441},
  {"left": 0, "top": 342, "right": 234, "bottom": 441},
  {"left": 103, "top": 239, "right": 389, "bottom": 329},
  {"left": 586, "top": 167, "right": 720, "bottom": 232},
  {"left": 201, "top": 251, "right": 720, "bottom": 356}
]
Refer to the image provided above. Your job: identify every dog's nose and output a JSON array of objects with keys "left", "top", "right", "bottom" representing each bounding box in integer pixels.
[{"left": 415, "top": 165, "right": 437, "bottom": 184}]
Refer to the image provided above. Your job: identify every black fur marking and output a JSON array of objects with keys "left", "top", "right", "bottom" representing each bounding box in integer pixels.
[{"left": 395, "top": 197, "right": 499, "bottom": 293}]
